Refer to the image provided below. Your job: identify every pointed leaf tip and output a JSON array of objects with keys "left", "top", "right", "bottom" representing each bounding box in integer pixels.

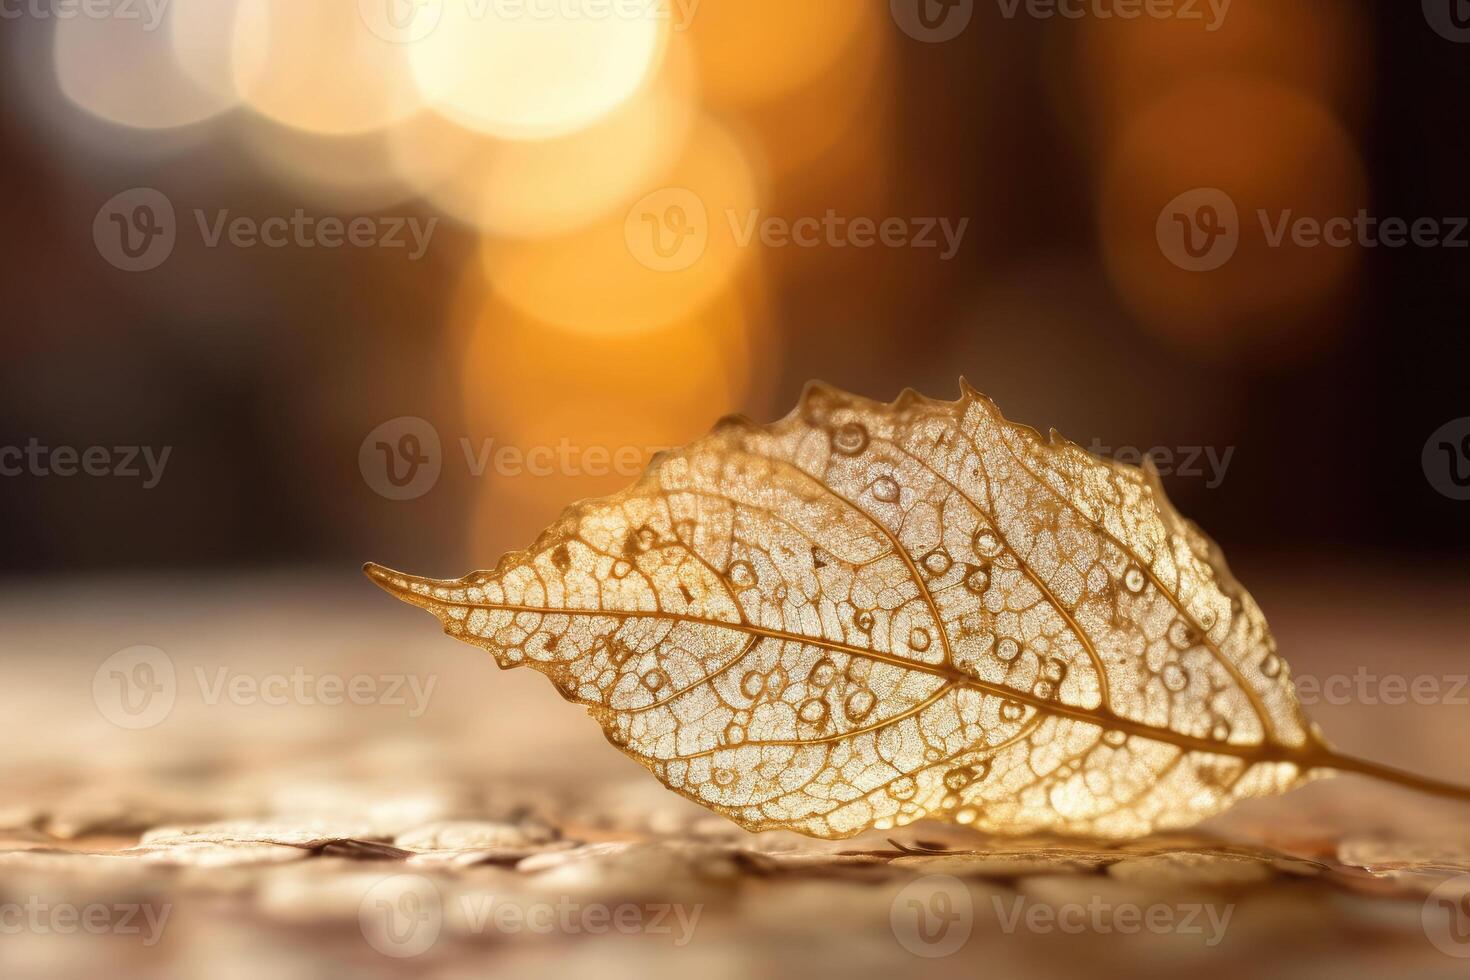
[
  {"left": 363, "top": 561, "right": 396, "bottom": 588},
  {"left": 363, "top": 562, "right": 443, "bottom": 613}
]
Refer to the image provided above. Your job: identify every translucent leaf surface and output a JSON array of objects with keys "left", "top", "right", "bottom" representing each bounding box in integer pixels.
[{"left": 366, "top": 383, "right": 1384, "bottom": 839}]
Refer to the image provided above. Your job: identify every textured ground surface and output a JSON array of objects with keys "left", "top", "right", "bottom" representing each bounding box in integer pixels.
[{"left": 3, "top": 568, "right": 1469, "bottom": 979}]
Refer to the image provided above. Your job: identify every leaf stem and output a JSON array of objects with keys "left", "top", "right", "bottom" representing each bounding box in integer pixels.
[{"left": 1305, "top": 748, "right": 1470, "bottom": 805}]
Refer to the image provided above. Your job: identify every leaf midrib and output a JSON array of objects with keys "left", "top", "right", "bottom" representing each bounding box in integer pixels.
[
  {"left": 397, "top": 583, "right": 1308, "bottom": 768},
  {"left": 995, "top": 428, "right": 1279, "bottom": 743}
]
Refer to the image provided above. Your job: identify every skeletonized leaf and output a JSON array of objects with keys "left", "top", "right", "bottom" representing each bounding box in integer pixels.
[{"left": 366, "top": 382, "right": 1447, "bottom": 839}]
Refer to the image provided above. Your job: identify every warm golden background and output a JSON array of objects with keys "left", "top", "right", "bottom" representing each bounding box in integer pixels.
[
  {"left": 2, "top": 0, "right": 1467, "bottom": 575},
  {"left": 3, "top": 3, "right": 1470, "bottom": 977}
]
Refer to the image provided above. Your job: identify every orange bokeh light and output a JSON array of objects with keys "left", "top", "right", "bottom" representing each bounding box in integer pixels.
[
  {"left": 453, "top": 271, "right": 774, "bottom": 562},
  {"left": 1099, "top": 76, "right": 1366, "bottom": 362},
  {"left": 389, "top": 39, "right": 698, "bottom": 239},
  {"left": 689, "top": 0, "right": 879, "bottom": 107},
  {"left": 232, "top": 3, "right": 424, "bottom": 135},
  {"left": 1052, "top": 0, "right": 1369, "bottom": 150},
  {"left": 479, "top": 118, "right": 761, "bottom": 337}
]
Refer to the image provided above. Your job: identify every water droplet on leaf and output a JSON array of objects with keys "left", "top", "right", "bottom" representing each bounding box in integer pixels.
[
  {"left": 944, "top": 762, "right": 988, "bottom": 790},
  {"left": 798, "top": 698, "right": 828, "bottom": 723},
  {"left": 923, "top": 551, "right": 952, "bottom": 575},
  {"left": 741, "top": 672, "right": 765, "bottom": 698},
  {"left": 974, "top": 529, "right": 1003, "bottom": 558},
  {"left": 831, "top": 422, "right": 869, "bottom": 456},
  {"left": 1168, "top": 619, "right": 1197, "bottom": 649}
]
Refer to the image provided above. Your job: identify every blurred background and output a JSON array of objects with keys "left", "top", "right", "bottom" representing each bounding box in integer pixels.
[
  {"left": 4, "top": 5, "right": 1470, "bottom": 976},
  {"left": 2, "top": 0, "right": 1467, "bottom": 581}
]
